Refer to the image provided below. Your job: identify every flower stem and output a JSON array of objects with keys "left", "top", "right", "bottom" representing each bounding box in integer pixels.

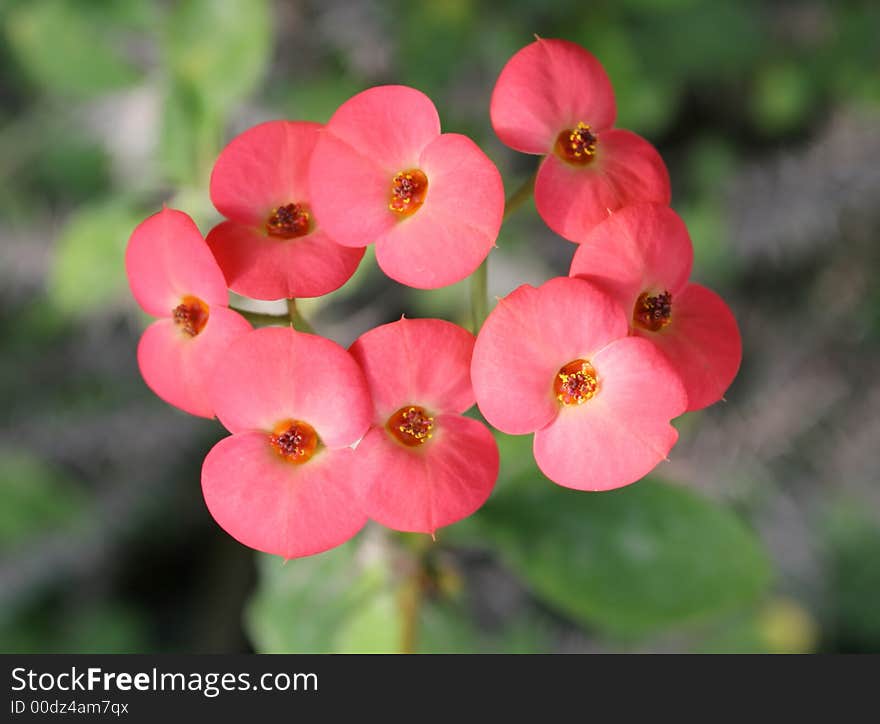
[
  {"left": 287, "top": 299, "right": 314, "bottom": 334},
  {"left": 398, "top": 575, "right": 423, "bottom": 655},
  {"left": 469, "top": 169, "right": 538, "bottom": 333},
  {"left": 397, "top": 532, "right": 433, "bottom": 654},
  {"left": 229, "top": 308, "right": 288, "bottom": 327},
  {"left": 470, "top": 260, "right": 489, "bottom": 334},
  {"left": 229, "top": 301, "right": 315, "bottom": 333},
  {"left": 503, "top": 168, "right": 538, "bottom": 222}
]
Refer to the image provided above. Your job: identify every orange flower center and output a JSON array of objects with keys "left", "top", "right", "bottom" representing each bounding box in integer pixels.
[
  {"left": 387, "top": 405, "right": 434, "bottom": 446},
  {"left": 266, "top": 203, "right": 311, "bottom": 238},
  {"left": 633, "top": 290, "right": 672, "bottom": 332},
  {"left": 555, "top": 121, "right": 598, "bottom": 165},
  {"left": 269, "top": 419, "right": 319, "bottom": 464},
  {"left": 554, "top": 359, "right": 599, "bottom": 406},
  {"left": 172, "top": 295, "right": 209, "bottom": 337},
  {"left": 389, "top": 169, "right": 428, "bottom": 215}
]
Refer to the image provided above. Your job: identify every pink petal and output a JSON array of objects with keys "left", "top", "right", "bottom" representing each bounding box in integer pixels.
[
  {"left": 323, "top": 85, "right": 441, "bottom": 170},
  {"left": 490, "top": 38, "right": 616, "bottom": 154},
  {"left": 471, "top": 277, "right": 629, "bottom": 435},
  {"left": 640, "top": 283, "right": 742, "bottom": 412},
  {"left": 208, "top": 327, "right": 372, "bottom": 447},
  {"left": 206, "top": 220, "right": 364, "bottom": 300},
  {"left": 533, "top": 336, "right": 686, "bottom": 491},
  {"left": 202, "top": 431, "right": 366, "bottom": 558},
  {"left": 534, "top": 129, "right": 671, "bottom": 243},
  {"left": 137, "top": 306, "right": 252, "bottom": 418},
  {"left": 210, "top": 121, "right": 321, "bottom": 228},
  {"left": 374, "top": 133, "right": 504, "bottom": 288},
  {"left": 349, "top": 317, "right": 476, "bottom": 421},
  {"left": 307, "top": 130, "right": 398, "bottom": 249},
  {"left": 125, "top": 208, "right": 228, "bottom": 317},
  {"left": 355, "top": 414, "right": 498, "bottom": 533},
  {"left": 569, "top": 203, "right": 693, "bottom": 309}
]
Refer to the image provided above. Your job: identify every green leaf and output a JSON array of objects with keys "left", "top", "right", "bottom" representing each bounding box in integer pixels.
[
  {"left": 159, "top": 78, "right": 223, "bottom": 186},
  {"left": 418, "top": 601, "right": 551, "bottom": 653},
  {"left": 0, "top": 450, "right": 85, "bottom": 548},
  {"left": 163, "top": 0, "right": 271, "bottom": 113},
  {"left": 48, "top": 199, "right": 145, "bottom": 318},
  {"left": 245, "top": 529, "right": 554, "bottom": 653},
  {"left": 159, "top": 0, "right": 271, "bottom": 183},
  {"left": 3, "top": 0, "right": 144, "bottom": 97},
  {"left": 245, "top": 535, "right": 400, "bottom": 653},
  {"left": 477, "top": 468, "right": 772, "bottom": 638}
]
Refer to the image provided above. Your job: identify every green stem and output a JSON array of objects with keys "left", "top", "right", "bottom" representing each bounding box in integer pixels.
[
  {"left": 470, "top": 260, "right": 489, "bottom": 334},
  {"left": 229, "top": 301, "right": 314, "bottom": 333},
  {"left": 230, "top": 308, "right": 288, "bottom": 327},
  {"left": 503, "top": 169, "right": 538, "bottom": 222},
  {"left": 397, "top": 533, "right": 433, "bottom": 654},
  {"left": 469, "top": 169, "right": 538, "bottom": 333},
  {"left": 287, "top": 299, "right": 314, "bottom": 334}
]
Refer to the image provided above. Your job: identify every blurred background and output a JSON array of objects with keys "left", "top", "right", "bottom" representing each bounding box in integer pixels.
[{"left": 2, "top": 0, "right": 879, "bottom": 653}]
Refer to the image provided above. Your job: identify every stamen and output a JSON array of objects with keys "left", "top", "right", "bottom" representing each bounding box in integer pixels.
[
  {"left": 554, "top": 359, "right": 599, "bottom": 406},
  {"left": 389, "top": 169, "right": 428, "bottom": 216},
  {"left": 387, "top": 405, "right": 434, "bottom": 447},
  {"left": 268, "top": 419, "right": 319, "bottom": 464},
  {"left": 554, "top": 121, "right": 598, "bottom": 165},
  {"left": 172, "top": 295, "right": 209, "bottom": 337},
  {"left": 633, "top": 290, "right": 673, "bottom": 332},
  {"left": 266, "top": 203, "right": 311, "bottom": 238}
]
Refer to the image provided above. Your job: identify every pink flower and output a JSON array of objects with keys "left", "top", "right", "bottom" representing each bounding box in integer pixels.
[
  {"left": 348, "top": 318, "right": 499, "bottom": 533},
  {"left": 125, "top": 208, "right": 251, "bottom": 418},
  {"left": 308, "top": 86, "right": 504, "bottom": 289},
  {"left": 490, "top": 38, "right": 670, "bottom": 242},
  {"left": 206, "top": 120, "right": 364, "bottom": 300},
  {"left": 471, "top": 277, "right": 686, "bottom": 491},
  {"left": 201, "top": 327, "right": 373, "bottom": 558},
  {"left": 570, "top": 203, "right": 742, "bottom": 411}
]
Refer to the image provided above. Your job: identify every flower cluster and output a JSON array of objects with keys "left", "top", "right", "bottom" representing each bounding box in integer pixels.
[{"left": 125, "top": 37, "right": 740, "bottom": 558}]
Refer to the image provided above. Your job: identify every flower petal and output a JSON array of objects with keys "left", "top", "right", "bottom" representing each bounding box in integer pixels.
[
  {"left": 205, "top": 221, "right": 364, "bottom": 300},
  {"left": 640, "top": 283, "right": 742, "bottom": 412},
  {"left": 202, "top": 431, "right": 366, "bottom": 558},
  {"left": 569, "top": 203, "right": 693, "bottom": 308},
  {"left": 490, "top": 38, "right": 616, "bottom": 154},
  {"left": 373, "top": 133, "right": 503, "bottom": 288},
  {"left": 308, "top": 86, "right": 445, "bottom": 252},
  {"left": 323, "top": 85, "right": 440, "bottom": 170},
  {"left": 355, "top": 415, "right": 498, "bottom": 533},
  {"left": 533, "top": 336, "right": 686, "bottom": 491},
  {"left": 125, "top": 208, "right": 228, "bottom": 317},
  {"left": 472, "top": 277, "right": 629, "bottom": 435},
  {"left": 137, "top": 306, "right": 252, "bottom": 418},
  {"left": 349, "top": 317, "right": 476, "bottom": 420},
  {"left": 208, "top": 326, "right": 372, "bottom": 447},
  {"left": 210, "top": 120, "right": 321, "bottom": 228},
  {"left": 307, "top": 130, "right": 398, "bottom": 248},
  {"left": 535, "top": 129, "right": 671, "bottom": 243}
]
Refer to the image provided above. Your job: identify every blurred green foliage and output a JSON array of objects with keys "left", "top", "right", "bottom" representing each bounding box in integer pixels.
[
  {"left": 247, "top": 537, "right": 399, "bottom": 653},
  {"left": 825, "top": 504, "right": 880, "bottom": 652},
  {"left": 247, "top": 536, "right": 551, "bottom": 653},
  {"left": 478, "top": 474, "right": 771, "bottom": 637},
  {"left": 49, "top": 199, "right": 146, "bottom": 318},
  {"left": 0, "top": 451, "right": 85, "bottom": 548},
  {"left": 4, "top": 0, "right": 147, "bottom": 97},
  {"left": 2, "top": 603, "right": 148, "bottom": 654},
  {"left": 1, "top": 0, "right": 878, "bottom": 654}
]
